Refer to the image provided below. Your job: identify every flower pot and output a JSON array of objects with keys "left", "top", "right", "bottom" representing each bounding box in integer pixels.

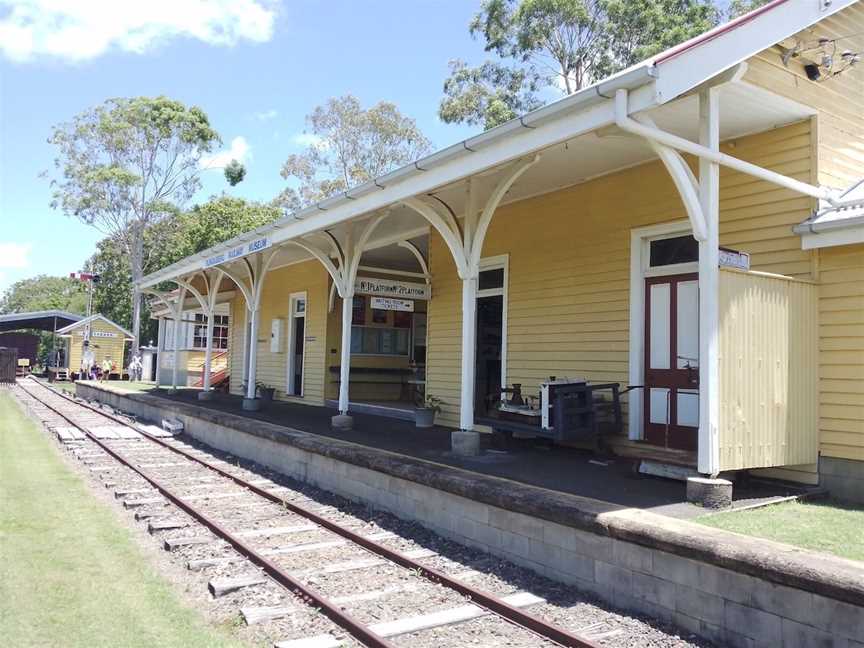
[
  {"left": 242, "top": 397, "right": 261, "bottom": 411},
  {"left": 415, "top": 407, "right": 436, "bottom": 428},
  {"left": 257, "top": 387, "right": 275, "bottom": 402}
]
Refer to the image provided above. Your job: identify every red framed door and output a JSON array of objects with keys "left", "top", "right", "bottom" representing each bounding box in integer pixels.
[{"left": 644, "top": 273, "right": 700, "bottom": 450}]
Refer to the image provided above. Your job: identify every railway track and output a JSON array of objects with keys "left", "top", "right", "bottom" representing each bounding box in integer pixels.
[{"left": 14, "top": 377, "right": 705, "bottom": 648}]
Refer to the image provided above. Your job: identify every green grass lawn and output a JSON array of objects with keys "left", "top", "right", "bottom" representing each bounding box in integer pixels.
[
  {"left": 51, "top": 380, "right": 76, "bottom": 394},
  {"left": 0, "top": 391, "right": 248, "bottom": 648},
  {"left": 699, "top": 500, "right": 864, "bottom": 562}
]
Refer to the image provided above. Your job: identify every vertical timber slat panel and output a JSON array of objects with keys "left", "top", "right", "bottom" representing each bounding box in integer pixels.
[{"left": 718, "top": 269, "right": 819, "bottom": 472}]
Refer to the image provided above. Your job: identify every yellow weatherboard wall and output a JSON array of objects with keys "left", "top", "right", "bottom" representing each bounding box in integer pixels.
[
  {"left": 744, "top": 2, "right": 864, "bottom": 191},
  {"left": 817, "top": 244, "right": 864, "bottom": 462},
  {"left": 743, "top": 4, "right": 864, "bottom": 467},
  {"left": 229, "top": 297, "right": 247, "bottom": 394},
  {"left": 427, "top": 121, "right": 815, "bottom": 434},
  {"left": 228, "top": 259, "right": 329, "bottom": 405},
  {"left": 66, "top": 318, "right": 129, "bottom": 375}
]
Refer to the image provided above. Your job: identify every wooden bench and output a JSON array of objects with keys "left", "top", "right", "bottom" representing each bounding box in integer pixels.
[{"left": 477, "top": 382, "right": 623, "bottom": 451}]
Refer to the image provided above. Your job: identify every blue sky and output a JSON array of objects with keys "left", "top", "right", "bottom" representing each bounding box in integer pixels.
[{"left": 0, "top": 0, "right": 494, "bottom": 295}]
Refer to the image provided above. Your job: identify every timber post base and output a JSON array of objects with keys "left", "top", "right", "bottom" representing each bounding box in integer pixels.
[
  {"left": 451, "top": 430, "right": 481, "bottom": 457},
  {"left": 242, "top": 397, "right": 261, "bottom": 412},
  {"left": 331, "top": 414, "right": 353, "bottom": 430},
  {"left": 687, "top": 476, "right": 733, "bottom": 509}
]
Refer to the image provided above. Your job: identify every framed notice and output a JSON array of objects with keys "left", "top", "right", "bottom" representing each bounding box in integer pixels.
[{"left": 371, "top": 297, "right": 414, "bottom": 312}]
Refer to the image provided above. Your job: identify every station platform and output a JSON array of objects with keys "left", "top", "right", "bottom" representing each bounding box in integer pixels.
[
  {"left": 69, "top": 377, "right": 864, "bottom": 648},
  {"left": 75, "top": 382, "right": 802, "bottom": 520}
]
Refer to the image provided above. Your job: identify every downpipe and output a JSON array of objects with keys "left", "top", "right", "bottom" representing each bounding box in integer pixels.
[{"left": 613, "top": 89, "right": 853, "bottom": 209}]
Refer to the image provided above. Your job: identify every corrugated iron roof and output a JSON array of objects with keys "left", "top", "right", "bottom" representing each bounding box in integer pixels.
[{"left": 795, "top": 179, "right": 864, "bottom": 234}]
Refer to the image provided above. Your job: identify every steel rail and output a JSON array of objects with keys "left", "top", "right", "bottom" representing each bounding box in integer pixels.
[
  {"left": 25, "top": 378, "right": 601, "bottom": 648},
  {"left": 17, "top": 380, "right": 398, "bottom": 648}
]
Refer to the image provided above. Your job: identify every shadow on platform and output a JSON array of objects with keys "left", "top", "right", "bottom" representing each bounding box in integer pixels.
[{"left": 101, "top": 385, "right": 811, "bottom": 520}]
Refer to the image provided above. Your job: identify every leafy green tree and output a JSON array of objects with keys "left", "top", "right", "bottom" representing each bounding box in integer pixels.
[
  {"left": 84, "top": 196, "right": 280, "bottom": 344},
  {"left": 0, "top": 275, "right": 89, "bottom": 367},
  {"left": 726, "top": 0, "right": 770, "bottom": 19},
  {"left": 440, "top": 60, "right": 543, "bottom": 130},
  {"left": 440, "top": 0, "right": 718, "bottom": 129},
  {"left": 175, "top": 196, "right": 282, "bottom": 258},
  {"left": 47, "top": 96, "right": 222, "bottom": 349},
  {"left": 85, "top": 216, "right": 182, "bottom": 345},
  {"left": 224, "top": 159, "right": 246, "bottom": 186},
  {"left": 278, "top": 95, "right": 431, "bottom": 210},
  {"left": 602, "top": 0, "right": 718, "bottom": 72},
  {"left": 86, "top": 236, "right": 134, "bottom": 333},
  {"left": 0, "top": 275, "right": 87, "bottom": 314}
]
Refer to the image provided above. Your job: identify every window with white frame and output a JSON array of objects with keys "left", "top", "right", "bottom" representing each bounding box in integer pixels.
[
  {"left": 648, "top": 234, "right": 698, "bottom": 268},
  {"left": 192, "top": 313, "right": 229, "bottom": 350}
]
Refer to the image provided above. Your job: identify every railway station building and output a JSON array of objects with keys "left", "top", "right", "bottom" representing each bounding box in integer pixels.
[{"left": 140, "top": 0, "right": 864, "bottom": 500}]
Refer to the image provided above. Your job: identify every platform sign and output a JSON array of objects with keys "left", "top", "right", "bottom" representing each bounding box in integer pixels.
[
  {"left": 203, "top": 236, "right": 270, "bottom": 268},
  {"left": 718, "top": 248, "right": 750, "bottom": 271},
  {"left": 355, "top": 277, "right": 429, "bottom": 300},
  {"left": 371, "top": 297, "right": 414, "bottom": 312},
  {"left": 74, "top": 330, "right": 117, "bottom": 338}
]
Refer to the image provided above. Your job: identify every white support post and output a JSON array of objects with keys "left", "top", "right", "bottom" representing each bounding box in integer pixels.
[
  {"left": 170, "top": 291, "right": 186, "bottom": 392},
  {"left": 328, "top": 214, "right": 388, "bottom": 428},
  {"left": 245, "top": 255, "right": 263, "bottom": 403},
  {"left": 459, "top": 274, "right": 478, "bottom": 431},
  {"left": 155, "top": 317, "right": 164, "bottom": 388},
  {"left": 402, "top": 164, "right": 536, "bottom": 437},
  {"left": 697, "top": 88, "right": 721, "bottom": 476},
  {"left": 245, "top": 304, "right": 259, "bottom": 401},
  {"left": 337, "top": 288, "right": 353, "bottom": 415},
  {"left": 202, "top": 314, "right": 215, "bottom": 392}
]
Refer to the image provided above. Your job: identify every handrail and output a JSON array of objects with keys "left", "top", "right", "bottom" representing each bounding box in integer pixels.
[{"left": 190, "top": 348, "right": 229, "bottom": 371}]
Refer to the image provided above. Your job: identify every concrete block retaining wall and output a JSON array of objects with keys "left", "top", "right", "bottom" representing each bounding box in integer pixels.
[{"left": 78, "top": 384, "right": 864, "bottom": 648}]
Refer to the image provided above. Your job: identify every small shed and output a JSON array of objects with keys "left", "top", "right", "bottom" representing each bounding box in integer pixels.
[
  {"left": 57, "top": 315, "right": 134, "bottom": 378},
  {"left": 0, "top": 332, "right": 39, "bottom": 368}
]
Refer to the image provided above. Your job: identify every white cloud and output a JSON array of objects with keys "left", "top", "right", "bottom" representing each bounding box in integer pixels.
[
  {"left": 254, "top": 109, "right": 278, "bottom": 121},
  {"left": 200, "top": 136, "right": 250, "bottom": 170},
  {"left": 292, "top": 132, "right": 324, "bottom": 148},
  {"left": 0, "top": 0, "right": 278, "bottom": 63},
  {"left": 0, "top": 242, "right": 32, "bottom": 269}
]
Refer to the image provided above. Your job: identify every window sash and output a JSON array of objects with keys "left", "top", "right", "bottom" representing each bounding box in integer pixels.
[
  {"left": 192, "top": 314, "right": 229, "bottom": 350},
  {"left": 350, "top": 325, "right": 409, "bottom": 356}
]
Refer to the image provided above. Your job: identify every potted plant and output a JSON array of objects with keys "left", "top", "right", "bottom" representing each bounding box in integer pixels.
[
  {"left": 415, "top": 395, "right": 442, "bottom": 428},
  {"left": 256, "top": 382, "right": 276, "bottom": 402}
]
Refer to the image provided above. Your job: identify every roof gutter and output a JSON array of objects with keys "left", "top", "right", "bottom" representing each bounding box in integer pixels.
[
  {"left": 138, "top": 65, "right": 657, "bottom": 289},
  {"left": 793, "top": 212, "right": 864, "bottom": 234}
]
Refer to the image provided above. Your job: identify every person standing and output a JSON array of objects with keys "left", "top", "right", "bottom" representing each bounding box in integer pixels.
[
  {"left": 81, "top": 341, "right": 95, "bottom": 381},
  {"left": 128, "top": 352, "right": 142, "bottom": 382},
  {"left": 101, "top": 357, "right": 112, "bottom": 382}
]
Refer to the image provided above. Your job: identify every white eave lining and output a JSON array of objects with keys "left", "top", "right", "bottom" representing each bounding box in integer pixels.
[{"left": 138, "top": 65, "right": 659, "bottom": 289}]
